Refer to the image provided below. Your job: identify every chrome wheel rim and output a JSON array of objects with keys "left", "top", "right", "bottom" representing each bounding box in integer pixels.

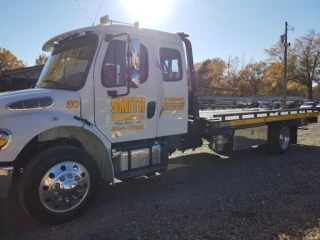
[
  {"left": 279, "top": 126, "right": 290, "bottom": 150},
  {"left": 39, "top": 161, "right": 90, "bottom": 213}
]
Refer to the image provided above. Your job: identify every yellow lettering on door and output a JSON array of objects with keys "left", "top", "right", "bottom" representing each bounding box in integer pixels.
[
  {"left": 111, "top": 97, "right": 146, "bottom": 114},
  {"left": 111, "top": 99, "right": 119, "bottom": 114}
]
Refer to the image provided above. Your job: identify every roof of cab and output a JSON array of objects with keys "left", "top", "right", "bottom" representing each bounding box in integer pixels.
[{"left": 42, "top": 24, "right": 183, "bottom": 52}]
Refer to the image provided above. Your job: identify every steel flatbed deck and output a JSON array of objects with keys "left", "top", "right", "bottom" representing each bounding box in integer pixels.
[{"left": 203, "top": 108, "right": 320, "bottom": 129}]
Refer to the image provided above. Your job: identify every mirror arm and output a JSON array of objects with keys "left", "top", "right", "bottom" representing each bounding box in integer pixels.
[
  {"left": 116, "top": 86, "right": 130, "bottom": 98},
  {"left": 107, "top": 85, "right": 131, "bottom": 98}
]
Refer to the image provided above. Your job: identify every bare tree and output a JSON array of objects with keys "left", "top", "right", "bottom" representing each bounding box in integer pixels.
[
  {"left": 35, "top": 54, "right": 49, "bottom": 66},
  {"left": 265, "top": 41, "right": 285, "bottom": 62},
  {"left": 289, "top": 30, "right": 320, "bottom": 99},
  {"left": 265, "top": 30, "right": 320, "bottom": 99}
]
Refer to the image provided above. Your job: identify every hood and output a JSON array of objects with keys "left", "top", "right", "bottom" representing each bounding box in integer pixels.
[
  {"left": 0, "top": 88, "right": 81, "bottom": 116},
  {"left": 0, "top": 88, "right": 52, "bottom": 99}
]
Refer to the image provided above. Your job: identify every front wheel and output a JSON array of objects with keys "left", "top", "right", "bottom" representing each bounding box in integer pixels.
[{"left": 18, "top": 146, "right": 100, "bottom": 225}]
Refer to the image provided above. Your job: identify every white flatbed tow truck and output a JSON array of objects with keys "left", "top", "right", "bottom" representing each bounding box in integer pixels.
[{"left": 0, "top": 16, "right": 319, "bottom": 224}]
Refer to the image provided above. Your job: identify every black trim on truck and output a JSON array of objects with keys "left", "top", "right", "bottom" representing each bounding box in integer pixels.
[
  {"left": 177, "top": 34, "right": 199, "bottom": 120},
  {"left": 0, "top": 166, "right": 14, "bottom": 199}
]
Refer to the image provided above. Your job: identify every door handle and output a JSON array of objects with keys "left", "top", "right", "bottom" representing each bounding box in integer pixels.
[{"left": 147, "top": 101, "right": 156, "bottom": 119}]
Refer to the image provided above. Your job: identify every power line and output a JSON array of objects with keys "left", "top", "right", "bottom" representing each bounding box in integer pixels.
[{"left": 74, "top": 0, "right": 94, "bottom": 23}]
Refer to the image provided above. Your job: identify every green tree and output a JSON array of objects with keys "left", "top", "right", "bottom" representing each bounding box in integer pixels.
[
  {"left": 260, "top": 62, "right": 284, "bottom": 96},
  {"left": 195, "top": 59, "right": 212, "bottom": 87},
  {"left": 206, "top": 58, "right": 227, "bottom": 88},
  {"left": 0, "top": 47, "right": 25, "bottom": 71},
  {"left": 238, "top": 61, "right": 267, "bottom": 96}
]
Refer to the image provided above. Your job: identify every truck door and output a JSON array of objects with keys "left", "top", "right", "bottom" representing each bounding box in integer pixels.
[
  {"left": 155, "top": 38, "right": 188, "bottom": 137},
  {"left": 94, "top": 34, "right": 158, "bottom": 142}
]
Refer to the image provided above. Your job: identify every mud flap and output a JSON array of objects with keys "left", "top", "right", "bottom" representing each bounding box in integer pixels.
[{"left": 290, "top": 126, "right": 297, "bottom": 144}]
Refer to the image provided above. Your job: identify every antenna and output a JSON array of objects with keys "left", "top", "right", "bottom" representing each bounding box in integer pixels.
[
  {"left": 74, "top": 0, "right": 94, "bottom": 24},
  {"left": 92, "top": 0, "right": 104, "bottom": 26}
]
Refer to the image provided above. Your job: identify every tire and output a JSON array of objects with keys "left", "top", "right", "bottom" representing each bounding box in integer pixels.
[
  {"left": 18, "top": 146, "right": 100, "bottom": 225},
  {"left": 267, "top": 123, "right": 291, "bottom": 154}
]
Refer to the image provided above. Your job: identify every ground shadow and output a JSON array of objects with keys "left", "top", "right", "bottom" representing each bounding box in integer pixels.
[{"left": 1, "top": 144, "right": 320, "bottom": 239}]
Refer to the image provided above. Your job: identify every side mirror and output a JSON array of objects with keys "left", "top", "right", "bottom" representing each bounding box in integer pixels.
[
  {"left": 128, "top": 71, "right": 140, "bottom": 88},
  {"left": 105, "top": 34, "right": 141, "bottom": 98},
  {"left": 126, "top": 38, "right": 140, "bottom": 88},
  {"left": 128, "top": 38, "right": 140, "bottom": 71}
]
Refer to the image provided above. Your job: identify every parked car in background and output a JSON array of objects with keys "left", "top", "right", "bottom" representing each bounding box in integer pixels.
[
  {"left": 268, "top": 99, "right": 278, "bottom": 105},
  {"left": 243, "top": 100, "right": 253, "bottom": 108},
  {"left": 249, "top": 101, "right": 269, "bottom": 110},
  {"left": 300, "top": 102, "right": 317, "bottom": 109},
  {"left": 314, "top": 100, "right": 320, "bottom": 105},
  {"left": 249, "top": 101, "right": 260, "bottom": 108},
  {"left": 285, "top": 100, "right": 303, "bottom": 109},
  {"left": 295, "top": 101, "right": 304, "bottom": 108},
  {"left": 285, "top": 101, "right": 296, "bottom": 109},
  {"left": 259, "top": 101, "right": 269, "bottom": 109},
  {"left": 268, "top": 102, "right": 281, "bottom": 110},
  {"left": 237, "top": 101, "right": 246, "bottom": 108}
]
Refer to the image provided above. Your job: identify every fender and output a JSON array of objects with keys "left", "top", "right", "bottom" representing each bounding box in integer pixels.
[
  {"left": 0, "top": 110, "right": 114, "bottom": 182},
  {"left": 0, "top": 110, "right": 114, "bottom": 184}
]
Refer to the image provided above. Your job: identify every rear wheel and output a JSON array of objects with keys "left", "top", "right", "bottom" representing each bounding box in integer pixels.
[
  {"left": 267, "top": 123, "right": 291, "bottom": 154},
  {"left": 18, "top": 146, "right": 99, "bottom": 225}
]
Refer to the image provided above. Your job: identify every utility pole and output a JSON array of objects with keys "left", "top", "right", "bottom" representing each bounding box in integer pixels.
[
  {"left": 281, "top": 22, "right": 293, "bottom": 108},
  {"left": 283, "top": 22, "right": 288, "bottom": 108}
]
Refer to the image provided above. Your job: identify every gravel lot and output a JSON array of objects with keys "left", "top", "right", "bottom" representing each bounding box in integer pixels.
[{"left": 1, "top": 122, "right": 320, "bottom": 240}]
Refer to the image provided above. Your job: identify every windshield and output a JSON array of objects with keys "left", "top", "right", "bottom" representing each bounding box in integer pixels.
[
  {"left": 303, "top": 102, "right": 314, "bottom": 106},
  {"left": 302, "top": 103, "right": 314, "bottom": 106},
  {"left": 37, "top": 34, "right": 99, "bottom": 91}
]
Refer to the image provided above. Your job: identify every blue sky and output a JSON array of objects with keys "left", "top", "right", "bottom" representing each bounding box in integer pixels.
[{"left": 1, "top": 0, "right": 319, "bottom": 66}]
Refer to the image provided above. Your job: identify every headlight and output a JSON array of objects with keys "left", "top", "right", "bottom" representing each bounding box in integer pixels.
[{"left": 0, "top": 129, "right": 12, "bottom": 150}]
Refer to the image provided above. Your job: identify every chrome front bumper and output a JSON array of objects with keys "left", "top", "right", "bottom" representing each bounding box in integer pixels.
[{"left": 0, "top": 166, "right": 13, "bottom": 199}]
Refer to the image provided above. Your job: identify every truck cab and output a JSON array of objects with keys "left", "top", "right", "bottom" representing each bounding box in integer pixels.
[{"left": 0, "top": 16, "right": 202, "bottom": 224}]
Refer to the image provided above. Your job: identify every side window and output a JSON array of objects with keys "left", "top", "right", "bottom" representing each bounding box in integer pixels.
[
  {"left": 160, "top": 48, "right": 182, "bottom": 81},
  {"left": 101, "top": 40, "right": 148, "bottom": 87}
]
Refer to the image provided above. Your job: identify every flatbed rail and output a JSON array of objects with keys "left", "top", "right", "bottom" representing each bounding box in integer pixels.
[{"left": 207, "top": 108, "right": 320, "bottom": 128}]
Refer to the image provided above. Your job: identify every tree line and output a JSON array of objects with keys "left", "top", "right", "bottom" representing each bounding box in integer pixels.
[
  {"left": 195, "top": 29, "right": 320, "bottom": 100},
  {"left": 0, "top": 48, "right": 48, "bottom": 71}
]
